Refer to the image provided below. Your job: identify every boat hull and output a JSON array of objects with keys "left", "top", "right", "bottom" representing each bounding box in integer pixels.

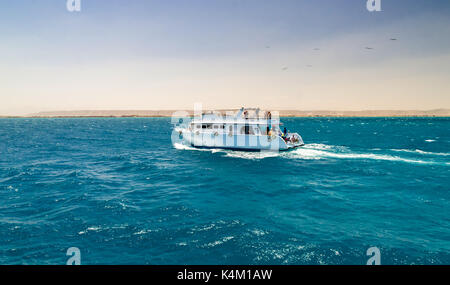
[
  {"left": 190, "top": 143, "right": 304, "bottom": 152},
  {"left": 178, "top": 129, "right": 303, "bottom": 151}
]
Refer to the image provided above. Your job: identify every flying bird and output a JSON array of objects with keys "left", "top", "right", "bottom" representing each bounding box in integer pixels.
[
  {"left": 313, "top": 48, "right": 320, "bottom": 51},
  {"left": 282, "top": 67, "right": 288, "bottom": 71},
  {"left": 365, "top": 47, "right": 374, "bottom": 50},
  {"left": 390, "top": 38, "right": 397, "bottom": 41}
]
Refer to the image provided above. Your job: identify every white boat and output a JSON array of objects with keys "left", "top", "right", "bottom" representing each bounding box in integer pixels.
[{"left": 175, "top": 108, "right": 304, "bottom": 151}]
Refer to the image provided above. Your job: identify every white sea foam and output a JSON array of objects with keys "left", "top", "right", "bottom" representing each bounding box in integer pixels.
[
  {"left": 173, "top": 142, "right": 225, "bottom": 153},
  {"left": 302, "top": 143, "right": 335, "bottom": 150},
  {"left": 133, "top": 229, "right": 157, "bottom": 235},
  {"left": 203, "top": 236, "right": 234, "bottom": 248},
  {"left": 174, "top": 142, "right": 279, "bottom": 160},
  {"left": 78, "top": 226, "right": 102, "bottom": 235},
  {"left": 391, "top": 149, "right": 450, "bottom": 156},
  {"left": 174, "top": 142, "right": 448, "bottom": 165},
  {"left": 173, "top": 143, "right": 199, "bottom": 151},
  {"left": 251, "top": 229, "right": 269, "bottom": 236},
  {"left": 285, "top": 147, "right": 433, "bottom": 164},
  {"left": 302, "top": 143, "right": 349, "bottom": 152},
  {"left": 224, "top": 150, "right": 280, "bottom": 160}
]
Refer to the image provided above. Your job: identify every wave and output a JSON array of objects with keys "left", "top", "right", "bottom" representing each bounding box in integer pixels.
[
  {"left": 390, "top": 149, "right": 450, "bottom": 156},
  {"left": 173, "top": 142, "right": 224, "bottom": 153},
  {"left": 224, "top": 151, "right": 280, "bottom": 160},
  {"left": 173, "top": 143, "right": 199, "bottom": 151},
  {"left": 174, "top": 142, "right": 448, "bottom": 165},
  {"left": 285, "top": 147, "right": 433, "bottom": 164},
  {"left": 202, "top": 236, "right": 234, "bottom": 248},
  {"left": 78, "top": 226, "right": 102, "bottom": 235},
  {"left": 302, "top": 143, "right": 349, "bottom": 152},
  {"left": 173, "top": 142, "right": 280, "bottom": 159}
]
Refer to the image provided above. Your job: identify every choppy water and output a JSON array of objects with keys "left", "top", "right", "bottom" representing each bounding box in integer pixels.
[{"left": 0, "top": 117, "right": 449, "bottom": 264}]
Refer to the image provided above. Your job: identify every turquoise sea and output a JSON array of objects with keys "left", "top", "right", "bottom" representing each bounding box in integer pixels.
[{"left": 0, "top": 117, "right": 449, "bottom": 264}]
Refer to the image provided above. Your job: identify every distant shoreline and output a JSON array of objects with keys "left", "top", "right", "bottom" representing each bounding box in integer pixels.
[
  {"left": 1, "top": 109, "right": 450, "bottom": 118},
  {"left": 1, "top": 116, "right": 450, "bottom": 118}
]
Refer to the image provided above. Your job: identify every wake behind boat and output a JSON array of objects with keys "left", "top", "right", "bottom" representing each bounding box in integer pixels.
[{"left": 175, "top": 108, "right": 304, "bottom": 151}]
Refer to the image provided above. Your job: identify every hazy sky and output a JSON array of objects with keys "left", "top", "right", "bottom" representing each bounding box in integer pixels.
[{"left": 1, "top": 0, "right": 450, "bottom": 115}]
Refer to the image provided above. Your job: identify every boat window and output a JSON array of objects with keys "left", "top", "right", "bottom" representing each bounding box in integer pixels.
[
  {"left": 196, "top": 125, "right": 201, "bottom": 129},
  {"left": 213, "top": 125, "right": 218, "bottom": 129},
  {"left": 202, "top": 124, "right": 212, "bottom": 129},
  {"left": 240, "top": 125, "right": 255, "bottom": 135},
  {"left": 259, "top": 126, "right": 269, "bottom": 135}
]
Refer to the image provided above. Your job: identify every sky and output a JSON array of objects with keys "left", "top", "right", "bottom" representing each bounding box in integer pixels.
[{"left": 1, "top": 0, "right": 450, "bottom": 115}]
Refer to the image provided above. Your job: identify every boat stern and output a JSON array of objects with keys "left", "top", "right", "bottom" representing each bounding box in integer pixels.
[{"left": 284, "top": 132, "right": 304, "bottom": 149}]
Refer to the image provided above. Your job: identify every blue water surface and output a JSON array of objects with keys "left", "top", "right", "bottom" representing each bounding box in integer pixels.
[{"left": 0, "top": 117, "right": 449, "bottom": 264}]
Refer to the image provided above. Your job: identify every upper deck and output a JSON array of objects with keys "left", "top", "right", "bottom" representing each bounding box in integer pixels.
[{"left": 190, "top": 107, "right": 280, "bottom": 126}]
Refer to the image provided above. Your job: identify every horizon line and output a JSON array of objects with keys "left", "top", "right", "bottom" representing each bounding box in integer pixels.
[{"left": 1, "top": 109, "right": 449, "bottom": 118}]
